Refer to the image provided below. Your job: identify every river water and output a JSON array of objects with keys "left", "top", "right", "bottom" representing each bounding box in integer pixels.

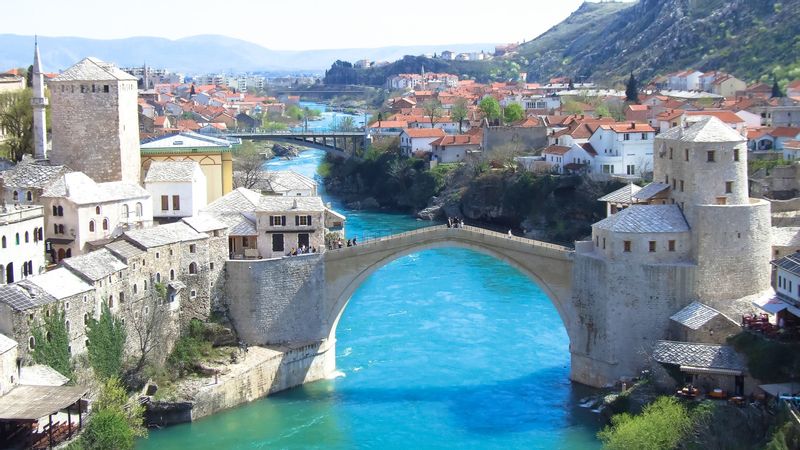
[{"left": 138, "top": 149, "right": 602, "bottom": 449}]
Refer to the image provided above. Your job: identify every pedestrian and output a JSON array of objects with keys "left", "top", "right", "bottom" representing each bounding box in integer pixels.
[
  {"left": 508, "top": 229, "right": 512, "bottom": 237},
  {"left": 347, "top": 239, "right": 352, "bottom": 247},
  {"left": 447, "top": 217, "right": 452, "bottom": 228},
  {"left": 353, "top": 237, "right": 358, "bottom": 246}
]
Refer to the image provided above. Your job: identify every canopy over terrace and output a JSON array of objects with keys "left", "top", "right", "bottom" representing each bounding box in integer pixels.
[{"left": 0, "top": 385, "right": 87, "bottom": 421}]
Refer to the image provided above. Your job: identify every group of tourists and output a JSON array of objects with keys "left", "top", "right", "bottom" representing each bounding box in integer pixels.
[
  {"left": 447, "top": 217, "right": 464, "bottom": 228},
  {"left": 287, "top": 245, "right": 317, "bottom": 256},
  {"left": 329, "top": 237, "right": 358, "bottom": 250}
]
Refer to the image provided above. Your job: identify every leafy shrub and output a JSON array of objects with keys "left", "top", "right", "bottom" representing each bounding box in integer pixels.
[
  {"left": 598, "top": 396, "right": 692, "bottom": 450},
  {"left": 31, "top": 305, "right": 72, "bottom": 379},
  {"left": 86, "top": 303, "right": 126, "bottom": 380}
]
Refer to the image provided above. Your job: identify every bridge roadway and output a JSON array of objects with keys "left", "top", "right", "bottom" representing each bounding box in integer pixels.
[{"left": 224, "top": 131, "right": 366, "bottom": 158}]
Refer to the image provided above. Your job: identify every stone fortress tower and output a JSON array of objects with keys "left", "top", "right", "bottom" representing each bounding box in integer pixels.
[
  {"left": 48, "top": 57, "right": 141, "bottom": 184},
  {"left": 30, "top": 39, "right": 48, "bottom": 160},
  {"left": 570, "top": 116, "right": 772, "bottom": 386}
]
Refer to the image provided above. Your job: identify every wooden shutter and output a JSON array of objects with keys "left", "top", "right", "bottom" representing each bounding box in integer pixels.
[
  {"left": 269, "top": 216, "right": 274, "bottom": 226},
  {"left": 281, "top": 216, "right": 286, "bottom": 226},
  {"left": 307, "top": 215, "right": 312, "bottom": 226},
  {"left": 295, "top": 215, "right": 299, "bottom": 226},
  {"left": 161, "top": 195, "right": 169, "bottom": 210}
]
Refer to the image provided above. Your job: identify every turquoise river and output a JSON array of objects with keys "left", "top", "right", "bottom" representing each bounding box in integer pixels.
[{"left": 138, "top": 147, "right": 603, "bottom": 449}]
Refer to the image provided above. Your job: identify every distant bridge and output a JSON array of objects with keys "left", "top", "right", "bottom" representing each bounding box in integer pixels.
[{"left": 224, "top": 131, "right": 367, "bottom": 158}]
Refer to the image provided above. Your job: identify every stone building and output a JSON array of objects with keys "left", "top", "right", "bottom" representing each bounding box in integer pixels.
[
  {"left": 48, "top": 57, "right": 141, "bottom": 184},
  {"left": 0, "top": 156, "right": 69, "bottom": 206},
  {"left": 40, "top": 172, "right": 153, "bottom": 261},
  {"left": 572, "top": 116, "right": 772, "bottom": 386}
]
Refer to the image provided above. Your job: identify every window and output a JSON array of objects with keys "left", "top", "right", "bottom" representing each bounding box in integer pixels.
[
  {"left": 143, "top": 280, "right": 148, "bottom": 290},
  {"left": 189, "top": 262, "right": 197, "bottom": 274},
  {"left": 15, "top": 233, "right": 20, "bottom": 245},
  {"left": 12, "top": 191, "right": 18, "bottom": 201},
  {"left": 52, "top": 205, "right": 58, "bottom": 215},
  {"left": 84, "top": 313, "right": 89, "bottom": 325},
  {"left": 679, "top": 180, "right": 684, "bottom": 192},
  {"left": 641, "top": 133, "right": 647, "bottom": 140},
  {"left": 169, "top": 249, "right": 174, "bottom": 256},
  {"left": 155, "top": 252, "right": 160, "bottom": 259},
  {"left": 272, "top": 233, "right": 284, "bottom": 252},
  {"left": 189, "top": 244, "right": 196, "bottom": 253},
  {"left": 669, "top": 148, "right": 673, "bottom": 159},
  {"left": 242, "top": 236, "right": 249, "bottom": 247},
  {"left": 595, "top": 236, "right": 599, "bottom": 247},
  {"left": 102, "top": 218, "right": 108, "bottom": 230},
  {"left": 57, "top": 206, "right": 63, "bottom": 216},
  {"left": 161, "top": 195, "right": 169, "bottom": 211},
  {"left": 602, "top": 238, "right": 606, "bottom": 249},
  {"left": 270, "top": 215, "right": 285, "bottom": 226},
  {"left": 29, "top": 336, "right": 35, "bottom": 350},
  {"left": 108, "top": 295, "right": 114, "bottom": 308},
  {"left": 672, "top": 179, "right": 677, "bottom": 190},
  {"left": 170, "top": 269, "right": 175, "bottom": 281},
  {"left": 95, "top": 206, "right": 101, "bottom": 215},
  {"left": 65, "top": 320, "right": 70, "bottom": 333},
  {"left": 155, "top": 273, "right": 161, "bottom": 283},
  {"left": 707, "top": 151, "right": 715, "bottom": 162},
  {"left": 172, "top": 195, "right": 180, "bottom": 211},
  {"left": 24, "top": 231, "right": 29, "bottom": 243},
  {"left": 122, "top": 204, "right": 129, "bottom": 218},
  {"left": 684, "top": 149, "right": 689, "bottom": 161},
  {"left": 209, "top": 262, "right": 214, "bottom": 270},
  {"left": 89, "top": 220, "right": 95, "bottom": 232},
  {"left": 136, "top": 202, "right": 143, "bottom": 217},
  {"left": 119, "top": 292, "right": 124, "bottom": 303},
  {"left": 665, "top": 174, "right": 669, "bottom": 184},
  {"left": 133, "top": 283, "right": 138, "bottom": 294},
  {"left": 103, "top": 85, "right": 109, "bottom": 93},
  {"left": 1, "top": 236, "right": 4, "bottom": 248},
  {"left": 649, "top": 241, "right": 656, "bottom": 252},
  {"left": 58, "top": 224, "right": 64, "bottom": 234},
  {"left": 26, "top": 191, "right": 32, "bottom": 201},
  {"left": 623, "top": 241, "right": 631, "bottom": 252},
  {"left": 64, "top": 301, "right": 70, "bottom": 310},
  {"left": 725, "top": 181, "right": 733, "bottom": 194},
  {"left": 297, "top": 215, "right": 312, "bottom": 226},
  {"left": 667, "top": 240, "right": 676, "bottom": 252},
  {"left": 623, "top": 133, "right": 630, "bottom": 141},
  {"left": 190, "top": 290, "right": 197, "bottom": 298},
  {"left": 626, "top": 165, "right": 636, "bottom": 176},
  {"left": 734, "top": 148, "right": 740, "bottom": 162}
]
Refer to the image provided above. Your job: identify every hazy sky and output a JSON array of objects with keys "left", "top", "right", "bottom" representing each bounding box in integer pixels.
[{"left": 6, "top": 0, "right": 633, "bottom": 50}]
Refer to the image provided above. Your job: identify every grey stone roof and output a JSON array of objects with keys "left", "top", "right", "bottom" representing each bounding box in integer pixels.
[
  {"left": 203, "top": 188, "right": 261, "bottom": 215},
  {"left": 593, "top": 204, "right": 690, "bottom": 233},
  {"left": 771, "top": 227, "right": 800, "bottom": 248},
  {"left": 652, "top": 340, "right": 746, "bottom": 372},
  {"left": 771, "top": 252, "right": 800, "bottom": 276},
  {"left": 229, "top": 216, "right": 257, "bottom": 236},
  {"left": 0, "top": 333, "right": 17, "bottom": 353},
  {"left": 51, "top": 57, "right": 137, "bottom": 82},
  {"left": 105, "top": 239, "right": 146, "bottom": 261},
  {"left": 144, "top": 161, "right": 200, "bottom": 183},
  {"left": 61, "top": 248, "right": 127, "bottom": 281},
  {"left": 257, "top": 196, "right": 325, "bottom": 213},
  {"left": 27, "top": 267, "right": 93, "bottom": 300},
  {"left": 598, "top": 183, "right": 642, "bottom": 203},
  {"left": 182, "top": 215, "right": 228, "bottom": 233},
  {"left": 670, "top": 302, "right": 722, "bottom": 330},
  {"left": 0, "top": 282, "right": 56, "bottom": 311},
  {"left": 658, "top": 116, "right": 746, "bottom": 143},
  {"left": 123, "top": 222, "right": 206, "bottom": 249},
  {"left": 19, "top": 365, "right": 70, "bottom": 387},
  {"left": 266, "top": 171, "right": 317, "bottom": 193},
  {"left": 42, "top": 172, "right": 150, "bottom": 204},
  {"left": 0, "top": 159, "right": 69, "bottom": 189},
  {"left": 633, "top": 183, "right": 670, "bottom": 201}
]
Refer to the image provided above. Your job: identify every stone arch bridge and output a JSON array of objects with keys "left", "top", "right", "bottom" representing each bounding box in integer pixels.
[{"left": 225, "top": 225, "right": 623, "bottom": 388}]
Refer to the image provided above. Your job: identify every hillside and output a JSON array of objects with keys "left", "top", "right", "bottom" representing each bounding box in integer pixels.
[
  {"left": 518, "top": 0, "right": 800, "bottom": 85},
  {"left": 0, "top": 34, "right": 494, "bottom": 73}
]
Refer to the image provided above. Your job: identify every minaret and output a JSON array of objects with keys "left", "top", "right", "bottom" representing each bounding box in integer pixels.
[{"left": 31, "top": 37, "right": 49, "bottom": 160}]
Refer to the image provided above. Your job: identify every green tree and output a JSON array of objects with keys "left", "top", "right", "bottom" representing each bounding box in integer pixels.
[
  {"left": 0, "top": 89, "right": 34, "bottom": 161},
  {"left": 233, "top": 140, "right": 269, "bottom": 189},
  {"left": 31, "top": 305, "right": 72, "bottom": 379},
  {"left": 598, "top": 396, "right": 692, "bottom": 450},
  {"left": 503, "top": 103, "right": 525, "bottom": 124},
  {"left": 595, "top": 103, "right": 611, "bottom": 118},
  {"left": 478, "top": 97, "right": 501, "bottom": 124},
  {"left": 625, "top": 72, "right": 639, "bottom": 103},
  {"left": 450, "top": 98, "right": 469, "bottom": 133},
  {"left": 562, "top": 99, "right": 584, "bottom": 115},
  {"left": 79, "top": 377, "right": 145, "bottom": 450},
  {"left": 86, "top": 303, "right": 127, "bottom": 380},
  {"left": 422, "top": 99, "right": 443, "bottom": 127},
  {"left": 331, "top": 116, "right": 356, "bottom": 132}
]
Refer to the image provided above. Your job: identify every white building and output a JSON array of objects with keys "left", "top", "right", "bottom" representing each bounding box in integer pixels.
[
  {"left": 399, "top": 128, "right": 446, "bottom": 157},
  {"left": 144, "top": 161, "right": 208, "bottom": 221},
  {"left": 0, "top": 205, "right": 46, "bottom": 285},
  {"left": 265, "top": 171, "right": 318, "bottom": 197},
  {"left": 40, "top": 172, "right": 153, "bottom": 261},
  {"left": 588, "top": 123, "right": 656, "bottom": 176},
  {"left": 430, "top": 134, "right": 482, "bottom": 163}
]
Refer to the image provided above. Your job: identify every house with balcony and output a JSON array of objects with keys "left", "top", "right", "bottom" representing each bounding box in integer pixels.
[{"left": 588, "top": 122, "right": 656, "bottom": 177}]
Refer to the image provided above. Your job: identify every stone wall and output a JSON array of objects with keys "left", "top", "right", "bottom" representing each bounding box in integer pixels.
[{"left": 225, "top": 254, "right": 326, "bottom": 345}]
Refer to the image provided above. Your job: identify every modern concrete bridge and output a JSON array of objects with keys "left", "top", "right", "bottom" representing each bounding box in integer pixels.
[
  {"left": 226, "top": 224, "right": 632, "bottom": 387},
  {"left": 224, "top": 131, "right": 366, "bottom": 158}
]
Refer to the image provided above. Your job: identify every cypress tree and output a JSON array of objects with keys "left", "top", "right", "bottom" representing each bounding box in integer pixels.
[
  {"left": 772, "top": 79, "right": 783, "bottom": 98},
  {"left": 626, "top": 72, "right": 639, "bottom": 103}
]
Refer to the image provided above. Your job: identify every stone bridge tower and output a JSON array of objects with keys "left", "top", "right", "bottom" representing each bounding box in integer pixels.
[{"left": 48, "top": 57, "right": 141, "bottom": 184}]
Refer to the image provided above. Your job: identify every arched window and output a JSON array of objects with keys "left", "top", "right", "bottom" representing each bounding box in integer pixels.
[
  {"left": 15, "top": 233, "right": 19, "bottom": 245},
  {"left": 133, "top": 283, "right": 138, "bottom": 294},
  {"left": 32, "top": 228, "right": 38, "bottom": 243},
  {"left": 89, "top": 220, "right": 95, "bottom": 232},
  {"left": 24, "top": 231, "right": 29, "bottom": 243},
  {"left": 102, "top": 218, "right": 108, "bottom": 230},
  {"left": 155, "top": 273, "right": 161, "bottom": 283},
  {"left": 108, "top": 295, "right": 114, "bottom": 308},
  {"left": 122, "top": 204, "right": 129, "bottom": 219},
  {"left": 119, "top": 292, "right": 124, "bottom": 303},
  {"left": 95, "top": 206, "right": 101, "bottom": 215},
  {"left": 143, "top": 280, "right": 148, "bottom": 290},
  {"left": 169, "top": 269, "right": 175, "bottom": 281},
  {"left": 1, "top": 236, "right": 5, "bottom": 248},
  {"left": 188, "top": 262, "right": 197, "bottom": 274},
  {"left": 57, "top": 206, "right": 63, "bottom": 216},
  {"left": 52, "top": 205, "right": 58, "bottom": 215},
  {"left": 54, "top": 224, "right": 58, "bottom": 234},
  {"left": 84, "top": 313, "right": 89, "bottom": 325},
  {"left": 65, "top": 248, "right": 71, "bottom": 258},
  {"left": 26, "top": 191, "right": 32, "bottom": 201},
  {"left": 65, "top": 320, "right": 70, "bottom": 333},
  {"left": 58, "top": 224, "right": 64, "bottom": 234},
  {"left": 12, "top": 191, "right": 18, "bottom": 201},
  {"left": 57, "top": 248, "right": 66, "bottom": 261},
  {"left": 37, "top": 228, "right": 43, "bottom": 240},
  {"left": 136, "top": 202, "right": 143, "bottom": 216},
  {"left": 28, "top": 336, "right": 35, "bottom": 350}
]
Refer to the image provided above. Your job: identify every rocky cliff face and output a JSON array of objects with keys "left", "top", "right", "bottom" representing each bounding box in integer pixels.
[{"left": 520, "top": 0, "right": 800, "bottom": 83}]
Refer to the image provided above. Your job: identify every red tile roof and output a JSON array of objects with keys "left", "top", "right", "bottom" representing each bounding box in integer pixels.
[
  {"left": 430, "top": 134, "right": 481, "bottom": 147},
  {"left": 771, "top": 127, "right": 800, "bottom": 138},
  {"left": 402, "top": 128, "right": 446, "bottom": 138},
  {"left": 685, "top": 110, "right": 744, "bottom": 124},
  {"left": 543, "top": 145, "right": 571, "bottom": 155},
  {"left": 599, "top": 122, "right": 655, "bottom": 133}
]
